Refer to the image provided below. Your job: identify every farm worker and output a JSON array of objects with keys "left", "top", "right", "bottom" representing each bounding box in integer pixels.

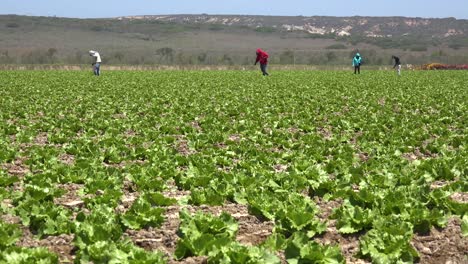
[
  {"left": 89, "top": 50, "right": 102, "bottom": 76},
  {"left": 254, "top": 48, "right": 269, "bottom": 76},
  {"left": 392, "top": 55, "right": 401, "bottom": 76},
  {"left": 353, "top": 53, "right": 362, "bottom": 74}
]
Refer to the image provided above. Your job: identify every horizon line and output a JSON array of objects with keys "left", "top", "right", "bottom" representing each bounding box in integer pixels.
[{"left": 1, "top": 13, "right": 466, "bottom": 20}]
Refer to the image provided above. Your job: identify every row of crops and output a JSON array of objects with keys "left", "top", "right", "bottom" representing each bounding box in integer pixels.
[{"left": 0, "top": 70, "right": 466, "bottom": 263}]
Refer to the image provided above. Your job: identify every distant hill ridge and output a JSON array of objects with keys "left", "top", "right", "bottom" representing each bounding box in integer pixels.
[
  {"left": 0, "top": 14, "right": 467, "bottom": 65},
  {"left": 115, "top": 14, "right": 468, "bottom": 38}
]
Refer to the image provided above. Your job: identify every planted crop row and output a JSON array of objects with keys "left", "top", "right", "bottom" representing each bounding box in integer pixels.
[{"left": 0, "top": 70, "right": 466, "bottom": 263}]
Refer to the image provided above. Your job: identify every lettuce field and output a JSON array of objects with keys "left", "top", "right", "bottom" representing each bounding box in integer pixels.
[{"left": 0, "top": 70, "right": 467, "bottom": 263}]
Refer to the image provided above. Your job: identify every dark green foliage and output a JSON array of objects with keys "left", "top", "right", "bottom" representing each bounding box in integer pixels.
[{"left": 326, "top": 44, "right": 347, "bottom": 49}]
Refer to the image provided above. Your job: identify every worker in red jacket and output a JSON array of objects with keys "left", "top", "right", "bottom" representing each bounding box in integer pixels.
[{"left": 254, "top": 48, "right": 269, "bottom": 76}]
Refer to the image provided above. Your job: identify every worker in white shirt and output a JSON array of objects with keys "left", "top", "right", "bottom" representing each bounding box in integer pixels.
[{"left": 89, "top": 50, "right": 102, "bottom": 76}]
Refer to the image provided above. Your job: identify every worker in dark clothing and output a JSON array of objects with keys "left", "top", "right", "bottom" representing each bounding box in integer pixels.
[
  {"left": 353, "top": 53, "right": 362, "bottom": 74},
  {"left": 254, "top": 49, "right": 269, "bottom": 76},
  {"left": 392, "top": 55, "right": 401, "bottom": 76}
]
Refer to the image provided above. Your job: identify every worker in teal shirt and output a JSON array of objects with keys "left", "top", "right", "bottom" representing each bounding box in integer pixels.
[{"left": 353, "top": 53, "right": 362, "bottom": 74}]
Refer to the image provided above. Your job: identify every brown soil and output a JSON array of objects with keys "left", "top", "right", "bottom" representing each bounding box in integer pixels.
[
  {"left": 125, "top": 205, "right": 180, "bottom": 257},
  {"left": 412, "top": 217, "right": 468, "bottom": 264},
  {"left": 54, "top": 183, "right": 85, "bottom": 209},
  {"left": 450, "top": 193, "right": 468, "bottom": 204},
  {"left": 378, "top": 97, "right": 386, "bottom": 106},
  {"left": 189, "top": 121, "right": 203, "bottom": 132},
  {"left": 162, "top": 185, "right": 191, "bottom": 202},
  {"left": 124, "top": 129, "right": 137, "bottom": 138},
  {"left": 169, "top": 256, "right": 207, "bottom": 264},
  {"left": 267, "top": 146, "right": 284, "bottom": 153},
  {"left": 2, "top": 157, "right": 30, "bottom": 176},
  {"left": 114, "top": 178, "right": 141, "bottom": 214},
  {"left": 16, "top": 228, "right": 75, "bottom": 263},
  {"left": 236, "top": 214, "right": 274, "bottom": 246},
  {"left": 276, "top": 251, "right": 287, "bottom": 264},
  {"left": 228, "top": 134, "right": 242, "bottom": 143},
  {"left": 317, "top": 126, "right": 333, "bottom": 140},
  {"left": 356, "top": 152, "right": 370, "bottom": 162},
  {"left": 33, "top": 132, "right": 49, "bottom": 146},
  {"left": 430, "top": 180, "right": 456, "bottom": 190},
  {"left": 174, "top": 135, "right": 196, "bottom": 156},
  {"left": 349, "top": 131, "right": 369, "bottom": 164},
  {"left": 273, "top": 164, "right": 288, "bottom": 173},
  {"left": 112, "top": 113, "right": 127, "bottom": 119},
  {"left": 214, "top": 142, "right": 227, "bottom": 149},
  {"left": 58, "top": 153, "right": 75, "bottom": 165},
  {"left": 314, "top": 196, "right": 343, "bottom": 221},
  {"left": 402, "top": 147, "right": 438, "bottom": 162},
  {"left": 0, "top": 212, "right": 21, "bottom": 225}
]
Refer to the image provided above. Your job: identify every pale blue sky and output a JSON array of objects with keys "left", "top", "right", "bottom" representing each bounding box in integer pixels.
[{"left": 1, "top": 0, "right": 467, "bottom": 19}]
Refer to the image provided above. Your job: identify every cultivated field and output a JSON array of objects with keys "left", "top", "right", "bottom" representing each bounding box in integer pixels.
[{"left": 0, "top": 70, "right": 466, "bottom": 263}]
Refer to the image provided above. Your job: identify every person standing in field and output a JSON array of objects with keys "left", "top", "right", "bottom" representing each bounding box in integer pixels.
[
  {"left": 89, "top": 50, "right": 102, "bottom": 76},
  {"left": 353, "top": 53, "right": 362, "bottom": 74},
  {"left": 254, "top": 48, "right": 269, "bottom": 76},
  {"left": 392, "top": 55, "right": 401, "bottom": 76}
]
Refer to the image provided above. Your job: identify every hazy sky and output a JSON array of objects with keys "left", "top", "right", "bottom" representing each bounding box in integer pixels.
[{"left": 1, "top": 0, "right": 467, "bottom": 19}]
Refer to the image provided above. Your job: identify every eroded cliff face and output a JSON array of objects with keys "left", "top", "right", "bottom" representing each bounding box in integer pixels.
[{"left": 115, "top": 15, "right": 467, "bottom": 38}]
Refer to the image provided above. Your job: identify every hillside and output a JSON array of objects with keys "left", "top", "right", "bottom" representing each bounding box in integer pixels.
[
  {"left": 0, "top": 14, "right": 467, "bottom": 65},
  {"left": 118, "top": 15, "right": 467, "bottom": 38}
]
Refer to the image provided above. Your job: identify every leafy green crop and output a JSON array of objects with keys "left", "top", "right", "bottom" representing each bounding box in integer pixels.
[
  {"left": 76, "top": 240, "right": 165, "bottom": 264},
  {"left": 209, "top": 242, "right": 280, "bottom": 264},
  {"left": 332, "top": 199, "right": 375, "bottom": 234},
  {"left": 120, "top": 192, "right": 174, "bottom": 229},
  {"left": 359, "top": 217, "right": 419, "bottom": 264},
  {"left": 0, "top": 220, "right": 22, "bottom": 249},
  {"left": 74, "top": 205, "right": 166, "bottom": 263},
  {"left": 0, "top": 220, "right": 58, "bottom": 264},
  {"left": 248, "top": 191, "right": 326, "bottom": 237},
  {"left": 0, "top": 247, "right": 59, "bottom": 264},
  {"left": 285, "top": 232, "right": 345, "bottom": 264},
  {"left": 0, "top": 171, "right": 18, "bottom": 188},
  {"left": 175, "top": 210, "right": 238, "bottom": 259},
  {"left": 74, "top": 205, "right": 123, "bottom": 249},
  {"left": 0, "top": 70, "right": 466, "bottom": 262},
  {"left": 175, "top": 210, "right": 280, "bottom": 263},
  {"left": 462, "top": 214, "right": 468, "bottom": 237}
]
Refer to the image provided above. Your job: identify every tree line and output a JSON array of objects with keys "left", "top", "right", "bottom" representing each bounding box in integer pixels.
[{"left": 1, "top": 47, "right": 467, "bottom": 66}]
